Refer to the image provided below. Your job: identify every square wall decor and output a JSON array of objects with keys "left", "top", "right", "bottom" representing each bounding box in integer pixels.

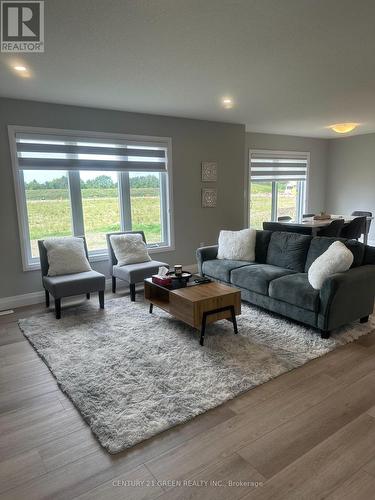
[
  {"left": 201, "top": 161, "right": 217, "bottom": 182},
  {"left": 202, "top": 188, "right": 217, "bottom": 208}
]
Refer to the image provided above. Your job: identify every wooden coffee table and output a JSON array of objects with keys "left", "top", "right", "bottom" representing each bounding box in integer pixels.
[{"left": 144, "top": 278, "right": 241, "bottom": 346}]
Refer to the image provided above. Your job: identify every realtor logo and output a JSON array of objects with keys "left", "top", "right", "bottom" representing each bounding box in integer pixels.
[{"left": 1, "top": 1, "right": 44, "bottom": 52}]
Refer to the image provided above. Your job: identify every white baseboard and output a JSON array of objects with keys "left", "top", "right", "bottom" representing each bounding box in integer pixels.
[
  {"left": 0, "top": 290, "right": 46, "bottom": 311},
  {"left": 0, "top": 264, "right": 198, "bottom": 311}
]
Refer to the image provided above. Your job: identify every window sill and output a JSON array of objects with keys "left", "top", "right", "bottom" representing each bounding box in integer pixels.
[{"left": 23, "top": 244, "right": 175, "bottom": 272}]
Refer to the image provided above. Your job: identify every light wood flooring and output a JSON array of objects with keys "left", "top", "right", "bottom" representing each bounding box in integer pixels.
[{"left": 1, "top": 295, "right": 375, "bottom": 500}]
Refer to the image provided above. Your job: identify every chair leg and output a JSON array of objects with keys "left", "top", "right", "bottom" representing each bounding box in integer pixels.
[
  {"left": 86, "top": 293, "right": 90, "bottom": 300},
  {"left": 99, "top": 290, "right": 105, "bottom": 309},
  {"left": 112, "top": 276, "right": 116, "bottom": 294},
  {"left": 321, "top": 330, "right": 330, "bottom": 339},
  {"left": 130, "top": 283, "right": 136, "bottom": 302},
  {"left": 55, "top": 298, "right": 61, "bottom": 319},
  {"left": 45, "top": 289, "right": 50, "bottom": 308}
]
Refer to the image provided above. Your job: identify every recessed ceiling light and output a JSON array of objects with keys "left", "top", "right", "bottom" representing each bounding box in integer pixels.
[
  {"left": 13, "top": 65, "right": 27, "bottom": 72},
  {"left": 221, "top": 97, "right": 234, "bottom": 109},
  {"left": 329, "top": 122, "right": 359, "bottom": 134}
]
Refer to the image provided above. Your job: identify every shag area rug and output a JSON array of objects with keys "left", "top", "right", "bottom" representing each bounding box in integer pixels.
[{"left": 19, "top": 298, "right": 375, "bottom": 453}]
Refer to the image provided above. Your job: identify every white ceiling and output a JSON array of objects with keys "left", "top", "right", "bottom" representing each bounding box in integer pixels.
[{"left": 1, "top": 0, "right": 375, "bottom": 138}]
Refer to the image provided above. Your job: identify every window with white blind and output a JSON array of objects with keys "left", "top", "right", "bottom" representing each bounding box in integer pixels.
[
  {"left": 9, "top": 127, "right": 174, "bottom": 270},
  {"left": 248, "top": 150, "right": 308, "bottom": 229}
]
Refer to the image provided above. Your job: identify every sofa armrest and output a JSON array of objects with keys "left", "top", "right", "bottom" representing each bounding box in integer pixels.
[
  {"left": 319, "top": 265, "right": 375, "bottom": 330},
  {"left": 196, "top": 245, "right": 219, "bottom": 274}
]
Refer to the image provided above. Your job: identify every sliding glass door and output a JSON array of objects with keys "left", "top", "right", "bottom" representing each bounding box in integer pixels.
[{"left": 249, "top": 150, "right": 308, "bottom": 229}]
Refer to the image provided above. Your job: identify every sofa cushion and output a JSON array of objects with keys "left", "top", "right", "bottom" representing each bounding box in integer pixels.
[
  {"left": 269, "top": 273, "right": 320, "bottom": 312},
  {"left": 231, "top": 264, "right": 296, "bottom": 295},
  {"left": 305, "top": 237, "right": 365, "bottom": 272},
  {"left": 255, "top": 230, "right": 272, "bottom": 263},
  {"left": 266, "top": 232, "right": 312, "bottom": 272},
  {"left": 202, "top": 259, "right": 253, "bottom": 282},
  {"left": 43, "top": 270, "right": 105, "bottom": 298}
]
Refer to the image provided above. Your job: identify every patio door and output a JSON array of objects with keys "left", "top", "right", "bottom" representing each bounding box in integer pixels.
[{"left": 249, "top": 150, "right": 308, "bottom": 229}]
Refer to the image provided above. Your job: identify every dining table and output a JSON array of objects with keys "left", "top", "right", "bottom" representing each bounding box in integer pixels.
[{"left": 275, "top": 215, "right": 374, "bottom": 245}]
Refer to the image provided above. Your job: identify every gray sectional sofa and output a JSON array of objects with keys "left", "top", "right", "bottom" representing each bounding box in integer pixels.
[{"left": 196, "top": 231, "right": 375, "bottom": 338}]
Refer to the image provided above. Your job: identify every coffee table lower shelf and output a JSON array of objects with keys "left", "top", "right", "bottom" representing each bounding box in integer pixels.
[{"left": 144, "top": 279, "right": 241, "bottom": 346}]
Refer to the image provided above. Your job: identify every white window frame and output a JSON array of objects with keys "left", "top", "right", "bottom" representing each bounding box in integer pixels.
[
  {"left": 246, "top": 149, "right": 310, "bottom": 227},
  {"left": 8, "top": 125, "right": 175, "bottom": 271}
]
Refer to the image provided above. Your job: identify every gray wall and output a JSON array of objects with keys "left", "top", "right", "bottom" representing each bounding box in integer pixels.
[
  {"left": 246, "top": 132, "right": 329, "bottom": 214},
  {"left": 326, "top": 133, "right": 375, "bottom": 244},
  {"left": 0, "top": 97, "right": 245, "bottom": 299}
]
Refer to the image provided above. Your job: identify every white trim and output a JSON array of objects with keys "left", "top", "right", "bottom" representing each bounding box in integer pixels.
[
  {"left": 0, "top": 264, "right": 198, "bottom": 310},
  {"left": 8, "top": 125, "right": 175, "bottom": 271},
  {"left": 246, "top": 148, "right": 310, "bottom": 227}
]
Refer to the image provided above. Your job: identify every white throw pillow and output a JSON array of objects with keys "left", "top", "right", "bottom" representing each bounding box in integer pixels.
[
  {"left": 110, "top": 233, "right": 151, "bottom": 266},
  {"left": 217, "top": 228, "right": 257, "bottom": 261},
  {"left": 44, "top": 237, "right": 92, "bottom": 276},
  {"left": 308, "top": 241, "right": 353, "bottom": 290}
]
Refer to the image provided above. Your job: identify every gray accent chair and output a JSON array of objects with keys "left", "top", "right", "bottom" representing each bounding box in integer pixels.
[
  {"left": 38, "top": 237, "right": 106, "bottom": 319},
  {"left": 106, "top": 231, "right": 169, "bottom": 301}
]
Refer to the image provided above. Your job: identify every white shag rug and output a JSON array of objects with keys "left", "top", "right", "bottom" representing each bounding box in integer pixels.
[{"left": 18, "top": 298, "right": 375, "bottom": 453}]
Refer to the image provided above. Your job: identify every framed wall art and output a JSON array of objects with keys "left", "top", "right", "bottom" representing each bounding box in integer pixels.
[
  {"left": 202, "top": 187, "right": 217, "bottom": 208},
  {"left": 201, "top": 161, "right": 217, "bottom": 182}
]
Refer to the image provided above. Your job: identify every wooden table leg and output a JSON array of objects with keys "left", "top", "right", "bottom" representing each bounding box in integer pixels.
[
  {"left": 200, "top": 312, "right": 207, "bottom": 346},
  {"left": 200, "top": 305, "right": 238, "bottom": 346},
  {"left": 230, "top": 305, "right": 238, "bottom": 334}
]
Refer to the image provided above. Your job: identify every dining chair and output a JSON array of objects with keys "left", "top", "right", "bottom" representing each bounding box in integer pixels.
[
  {"left": 340, "top": 216, "right": 367, "bottom": 240},
  {"left": 277, "top": 216, "right": 292, "bottom": 221},
  {"left": 317, "top": 219, "right": 345, "bottom": 237},
  {"left": 106, "top": 231, "right": 169, "bottom": 301},
  {"left": 38, "top": 237, "right": 106, "bottom": 319},
  {"left": 263, "top": 221, "right": 312, "bottom": 235},
  {"left": 351, "top": 211, "right": 372, "bottom": 235}
]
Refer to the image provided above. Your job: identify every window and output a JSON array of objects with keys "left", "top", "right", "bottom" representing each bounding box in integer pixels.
[
  {"left": 80, "top": 171, "right": 121, "bottom": 252},
  {"left": 248, "top": 150, "right": 308, "bottom": 229},
  {"left": 9, "top": 127, "right": 173, "bottom": 270},
  {"left": 23, "top": 170, "right": 72, "bottom": 258}
]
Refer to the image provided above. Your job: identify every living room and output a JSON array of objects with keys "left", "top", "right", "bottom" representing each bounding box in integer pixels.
[{"left": 1, "top": 1, "right": 375, "bottom": 499}]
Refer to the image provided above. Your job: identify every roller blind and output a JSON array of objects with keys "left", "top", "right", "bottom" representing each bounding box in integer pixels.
[
  {"left": 15, "top": 133, "right": 167, "bottom": 172},
  {"left": 250, "top": 151, "right": 308, "bottom": 181}
]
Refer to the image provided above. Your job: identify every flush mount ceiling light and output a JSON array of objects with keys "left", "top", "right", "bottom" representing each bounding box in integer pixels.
[
  {"left": 13, "top": 65, "right": 27, "bottom": 72},
  {"left": 329, "top": 122, "right": 359, "bottom": 134},
  {"left": 221, "top": 97, "right": 234, "bottom": 109}
]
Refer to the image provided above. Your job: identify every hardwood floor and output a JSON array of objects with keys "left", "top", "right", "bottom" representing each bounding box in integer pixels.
[{"left": 1, "top": 299, "right": 375, "bottom": 499}]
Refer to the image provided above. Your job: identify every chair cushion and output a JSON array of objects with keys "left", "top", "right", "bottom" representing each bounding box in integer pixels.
[
  {"left": 43, "top": 270, "right": 105, "bottom": 298},
  {"left": 269, "top": 273, "right": 320, "bottom": 312},
  {"left": 112, "top": 260, "right": 168, "bottom": 284},
  {"left": 266, "top": 232, "right": 312, "bottom": 272},
  {"left": 202, "top": 259, "right": 254, "bottom": 282},
  {"left": 305, "top": 237, "right": 365, "bottom": 272},
  {"left": 230, "top": 264, "right": 296, "bottom": 295}
]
